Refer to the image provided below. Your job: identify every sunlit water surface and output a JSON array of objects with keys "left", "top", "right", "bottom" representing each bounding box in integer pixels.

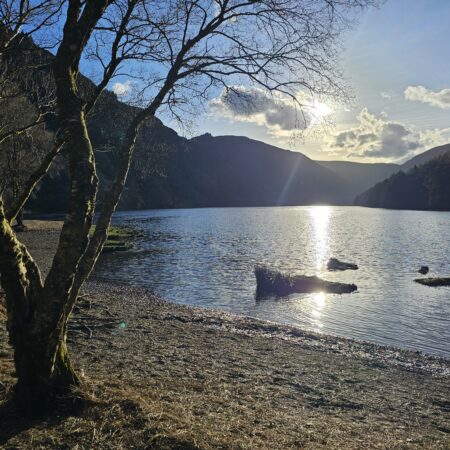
[{"left": 93, "top": 206, "right": 450, "bottom": 358}]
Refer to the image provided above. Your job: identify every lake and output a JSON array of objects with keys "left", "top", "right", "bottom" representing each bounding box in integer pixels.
[{"left": 94, "top": 206, "right": 450, "bottom": 358}]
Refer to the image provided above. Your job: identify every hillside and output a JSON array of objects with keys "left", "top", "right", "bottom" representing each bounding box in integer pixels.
[
  {"left": 400, "top": 143, "right": 450, "bottom": 172},
  {"left": 317, "top": 160, "right": 399, "bottom": 195},
  {"left": 145, "top": 134, "right": 356, "bottom": 207},
  {"left": 354, "top": 151, "right": 450, "bottom": 211},
  {"left": 27, "top": 131, "right": 361, "bottom": 211},
  {"left": 1, "top": 38, "right": 362, "bottom": 211}
]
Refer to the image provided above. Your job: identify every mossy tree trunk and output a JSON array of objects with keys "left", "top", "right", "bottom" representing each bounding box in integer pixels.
[
  {"left": 0, "top": 0, "right": 240, "bottom": 414},
  {"left": 0, "top": 0, "right": 111, "bottom": 413},
  {"left": 0, "top": 198, "right": 81, "bottom": 412}
]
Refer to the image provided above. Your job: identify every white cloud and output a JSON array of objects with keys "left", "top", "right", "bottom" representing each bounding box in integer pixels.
[
  {"left": 380, "top": 91, "right": 393, "bottom": 100},
  {"left": 112, "top": 80, "right": 135, "bottom": 97},
  {"left": 404, "top": 85, "right": 450, "bottom": 109},
  {"left": 210, "top": 86, "right": 320, "bottom": 138},
  {"left": 326, "top": 108, "right": 450, "bottom": 162}
]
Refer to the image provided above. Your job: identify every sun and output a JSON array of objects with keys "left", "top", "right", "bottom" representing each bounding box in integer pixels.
[{"left": 309, "top": 101, "right": 333, "bottom": 125}]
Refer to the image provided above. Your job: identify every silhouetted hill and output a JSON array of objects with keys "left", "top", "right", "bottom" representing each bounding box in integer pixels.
[
  {"left": 354, "top": 151, "right": 450, "bottom": 211},
  {"left": 3, "top": 37, "right": 361, "bottom": 210},
  {"left": 146, "top": 134, "right": 356, "bottom": 207},
  {"left": 317, "top": 160, "right": 399, "bottom": 195},
  {"left": 400, "top": 143, "right": 450, "bottom": 172}
]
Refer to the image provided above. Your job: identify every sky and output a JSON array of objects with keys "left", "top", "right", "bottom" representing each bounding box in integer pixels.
[{"left": 109, "top": 0, "right": 450, "bottom": 163}]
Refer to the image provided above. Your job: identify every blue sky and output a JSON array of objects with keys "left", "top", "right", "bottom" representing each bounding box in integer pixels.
[{"left": 143, "top": 0, "right": 449, "bottom": 163}]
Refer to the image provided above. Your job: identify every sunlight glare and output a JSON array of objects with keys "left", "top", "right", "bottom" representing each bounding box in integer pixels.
[
  {"left": 309, "top": 206, "right": 331, "bottom": 270},
  {"left": 312, "top": 291, "right": 326, "bottom": 311},
  {"left": 309, "top": 101, "right": 332, "bottom": 125},
  {"left": 311, "top": 292, "right": 326, "bottom": 329}
]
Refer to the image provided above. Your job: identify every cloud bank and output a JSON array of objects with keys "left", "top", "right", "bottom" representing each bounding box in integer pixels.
[
  {"left": 326, "top": 108, "right": 449, "bottom": 162},
  {"left": 404, "top": 85, "right": 450, "bottom": 109},
  {"left": 210, "top": 86, "right": 312, "bottom": 137}
]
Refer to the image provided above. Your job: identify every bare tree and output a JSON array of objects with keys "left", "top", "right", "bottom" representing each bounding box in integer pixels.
[
  {"left": 0, "top": 102, "right": 54, "bottom": 227},
  {"left": 0, "top": 0, "right": 378, "bottom": 413},
  {"left": 0, "top": 6, "right": 62, "bottom": 224},
  {"left": 0, "top": 0, "right": 62, "bottom": 55}
]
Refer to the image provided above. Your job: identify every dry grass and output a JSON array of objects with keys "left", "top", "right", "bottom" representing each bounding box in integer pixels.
[
  {"left": 1, "top": 285, "right": 450, "bottom": 449},
  {"left": 0, "top": 374, "right": 202, "bottom": 449}
]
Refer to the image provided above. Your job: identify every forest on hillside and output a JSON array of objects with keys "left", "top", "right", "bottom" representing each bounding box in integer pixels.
[{"left": 354, "top": 152, "right": 450, "bottom": 211}]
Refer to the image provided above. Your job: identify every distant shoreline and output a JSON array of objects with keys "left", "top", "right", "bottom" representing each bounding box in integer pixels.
[{"left": 24, "top": 204, "right": 450, "bottom": 223}]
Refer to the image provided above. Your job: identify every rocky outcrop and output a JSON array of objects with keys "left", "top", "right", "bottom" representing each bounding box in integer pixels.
[
  {"left": 255, "top": 266, "right": 357, "bottom": 298},
  {"left": 327, "top": 258, "right": 358, "bottom": 271},
  {"left": 414, "top": 277, "right": 450, "bottom": 287}
]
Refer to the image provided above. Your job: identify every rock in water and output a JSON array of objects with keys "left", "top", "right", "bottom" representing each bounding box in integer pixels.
[
  {"left": 255, "top": 266, "right": 357, "bottom": 299},
  {"left": 418, "top": 266, "right": 429, "bottom": 275},
  {"left": 327, "top": 258, "right": 358, "bottom": 271},
  {"left": 414, "top": 277, "right": 450, "bottom": 287}
]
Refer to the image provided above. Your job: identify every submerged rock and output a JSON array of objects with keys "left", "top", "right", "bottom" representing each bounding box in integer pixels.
[
  {"left": 255, "top": 266, "right": 357, "bottom": 299},
  {"left": 327, "top": 258, "right": 358, "bottom": 271},
  {"left": 101, "top": 242, "right": 133, "bottom": 253},
  {"left": 414, "top": 277, "right": 450, "bottom": 287},
  {"left": 418, "top": 266, "right": 429, "bottom": 275}
]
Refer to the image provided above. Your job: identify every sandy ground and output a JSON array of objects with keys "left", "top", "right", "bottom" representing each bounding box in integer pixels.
[{"left": 0, "top": 221, "right": 449, "bottom": 449}]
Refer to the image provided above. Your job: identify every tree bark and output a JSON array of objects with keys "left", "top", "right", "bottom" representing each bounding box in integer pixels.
[
  {"left": 12, "top": 321, "right": 81, "bottom": 413},
  {"left": 0, "top": 0, "right": 111, "bottom": 412},
  {"left": 15, "top": 208, "right": 24, "bottom": 227}
]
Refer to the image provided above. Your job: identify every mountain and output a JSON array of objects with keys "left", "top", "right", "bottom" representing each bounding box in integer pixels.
[
  {"left": 139, "top": 134, "right": 356, "bottom": 208},
  {"left": 2, "top": 36, "right": 363, "bottom": 211},
  {"left": 354, "top": 151, "right": 450, "bottom": 211},
  {"left": 400, "top": 143, "right": 450, "bottom": 172},
  {"left": 316, "top": 160, "right": 399, "bottom": 195}
]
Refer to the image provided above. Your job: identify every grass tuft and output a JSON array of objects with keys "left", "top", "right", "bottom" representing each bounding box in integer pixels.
[{"left": 89, "top": 225, "right": 135, "bottom": 253}]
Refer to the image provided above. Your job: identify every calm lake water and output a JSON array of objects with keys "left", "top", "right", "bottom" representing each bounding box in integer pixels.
[{"left": 94, "top": 206, "right": 450, "bottom": 358}]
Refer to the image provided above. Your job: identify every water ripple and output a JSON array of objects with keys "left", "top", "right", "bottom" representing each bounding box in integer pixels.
[{"left": 94, "top": 206, "right": 450, "bottom": 358}]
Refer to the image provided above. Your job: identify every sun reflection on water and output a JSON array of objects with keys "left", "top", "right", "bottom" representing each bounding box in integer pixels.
[
  {"left": 309, "top": 206, "right": 331, "bottom": 270},
  {"left": 311, "top": 291, "right": 326, "bottom": 330}
]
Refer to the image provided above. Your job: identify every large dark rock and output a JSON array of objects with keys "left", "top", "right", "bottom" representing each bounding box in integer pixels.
[
  {"left": 327, "top": 258, "right": 358, "bottom": 271},
  {"left": 414, "top": 277, "right": 450, "bottom": 287},
  {"left": 254, "top": 266, "right": 357, "bottom": 299}
]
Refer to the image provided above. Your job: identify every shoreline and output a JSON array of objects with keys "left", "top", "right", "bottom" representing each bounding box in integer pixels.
[
  {"left": 87, "top": 279, "right": 450, "bottom": 375},
  {"left": 1, "top": 221, "right": 449, "bottom": 448}
]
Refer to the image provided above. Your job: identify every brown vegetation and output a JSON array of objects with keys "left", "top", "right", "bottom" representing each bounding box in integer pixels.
[{"left": 1, "top": 283, "right": 449, "bottom": 449}]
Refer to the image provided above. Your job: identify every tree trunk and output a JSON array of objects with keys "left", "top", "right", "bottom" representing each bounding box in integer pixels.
[
  {"left": 15, "top": 208, "right": 24, "bottom": 227},
  {"left": 0, "top": 204, "right": 78, "bottom": 413},
  {"left": 12, "top": 323, "right": 80, "bottom": 413},
  {"left": 0, "top": 0, "right": 111, "bottom": 414}
]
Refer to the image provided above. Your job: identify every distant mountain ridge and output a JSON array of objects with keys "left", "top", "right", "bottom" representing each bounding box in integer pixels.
[
  {"left": 162, "top": 134, "right": 356, "bottom": 207},
  {"left": 400, "top": 143, "right": 450, "bottom": 172},
  {"left": 316, "top": 160, "right": 400, "bottom": 196}
]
